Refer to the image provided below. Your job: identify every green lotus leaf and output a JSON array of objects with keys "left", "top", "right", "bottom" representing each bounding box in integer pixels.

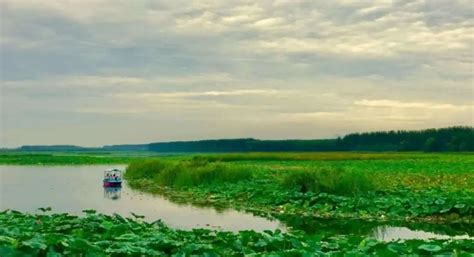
[{"left": 418, "top": 244, "right": 442, "bottom": 252}]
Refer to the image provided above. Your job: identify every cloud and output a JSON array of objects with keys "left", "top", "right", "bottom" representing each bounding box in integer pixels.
[
  {"left": 114, "top": 89, "right": 282, "bottom": 99},
  {"left": 355, "top": 99, "right": 472, "bottom": 111},
  {"left": 278, "top": 111, "right": 345, "bottom": 121},
  {"left": 252, "top": 17, "right": 286, "bottom": 29},
  {"left": 1, "top": 0, "right": 472, "bottom": 146}
]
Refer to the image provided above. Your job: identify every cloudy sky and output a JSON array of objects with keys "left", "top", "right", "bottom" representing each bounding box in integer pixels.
[{"left": 1, "top": 0, "right": 473, "bottom": 147}]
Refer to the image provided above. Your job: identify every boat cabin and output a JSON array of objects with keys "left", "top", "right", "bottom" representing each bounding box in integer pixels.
[{"left": 103, "top": 168, "right": 123, "bottom": 187}]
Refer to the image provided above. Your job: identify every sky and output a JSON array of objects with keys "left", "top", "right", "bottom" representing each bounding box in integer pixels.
[{"left": 1, "top": 0, "right": 473, "bottom": 147}]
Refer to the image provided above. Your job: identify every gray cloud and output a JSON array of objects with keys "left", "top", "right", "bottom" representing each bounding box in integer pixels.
[{"left": 1, "top": 0, "right": 472, "bottom": 147}]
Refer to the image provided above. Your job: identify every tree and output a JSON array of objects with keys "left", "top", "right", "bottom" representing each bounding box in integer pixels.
[{"left": 423, "top": 137, "right": 439, "bottom": 152}]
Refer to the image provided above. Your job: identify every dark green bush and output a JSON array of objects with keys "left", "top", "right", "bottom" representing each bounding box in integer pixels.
[{"left": 282, "top": 168, "right": 375, "bottom": 196}]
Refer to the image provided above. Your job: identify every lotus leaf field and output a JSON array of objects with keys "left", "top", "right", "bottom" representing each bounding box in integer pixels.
[
  {"left": 1, "top": 152, "right": 473, "bottom": 256},
  {"left": 1, "top": 210, "right": 473, "bottom": 256}
]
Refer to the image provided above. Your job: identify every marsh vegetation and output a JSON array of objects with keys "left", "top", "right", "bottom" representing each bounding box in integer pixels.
[{"left": 1, "top": 151, "right": 473, "bottom": 256}]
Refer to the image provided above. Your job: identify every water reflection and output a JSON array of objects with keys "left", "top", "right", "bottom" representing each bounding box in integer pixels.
[
  {"left": 280, "top": 215, "right": 377, "bottom": 235},
  {"left": 279, "top": 215, "right": 472, "bottom": 241},
  {"left": 103, "top": 187, "right": 121, "bottom": 200},
  {"left": 373, "top": 226, "right": 473, "bottom": 242}
]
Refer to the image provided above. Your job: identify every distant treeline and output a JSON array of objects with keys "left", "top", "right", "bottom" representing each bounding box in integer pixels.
[
  {"left": 148, "top": 139, "right": 339, "bottom": 152},
  {"left": 148, "top": 127, "right": 473, "bottom": 152},
  {"left": 338, "top": 126, "right": 473, "bottom": 152},
  {"left": 11, "top": 126, "right": 474, "bottom": 152}
]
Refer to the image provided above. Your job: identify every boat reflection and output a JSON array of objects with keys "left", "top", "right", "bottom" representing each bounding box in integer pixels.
[{"left": 103, "top": 187, "right": 122, "bottom": 200}]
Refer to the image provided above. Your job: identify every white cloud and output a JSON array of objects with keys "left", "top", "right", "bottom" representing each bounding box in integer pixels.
[
  {"left": 278, "top": 111, "right": 345, "bottom": 121},
  {"left": 252, "top": 17, "right": 286, "bottom": 29},
  {"left": 113, "top": 89, "right": 283, "bottom": 99},
  {"left": 354, "top": 99, "right": 472, "bottom": 111}
]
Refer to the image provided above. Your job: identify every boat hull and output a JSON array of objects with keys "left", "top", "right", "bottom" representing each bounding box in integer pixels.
[{"left": 103, "top": 181, "right": 122, "bottom": 187}]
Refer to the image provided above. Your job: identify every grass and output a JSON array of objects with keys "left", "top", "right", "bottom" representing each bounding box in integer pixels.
[
  {"left": 0, "top": 151, "right": 171, "bottom": 165},
  {"left": 281, "top": 167, "right": 375, "bottom": 195},
  {"left": 124, "top": 152, "right": 474, "bottom": 223},
  {"left": 127, "top": 157, "right": 376, "bottom": 196},
  {"left": 126, "top": 159, "right": 252, "bottom": 187},
  {"left": 190, "top": 152, "right": 458, "bottom": 162}
]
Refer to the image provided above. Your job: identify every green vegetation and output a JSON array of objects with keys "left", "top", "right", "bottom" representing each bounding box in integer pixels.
[
  {"left": 147, "top": 126, "right": 473, "bottom": 152},
  {"left": 2, "top": 151, "right": 473, "bottom": 255},
  {"left": 17, "top": 144, "right": 148, "bottom": 152},
  {"left": 281, "top": 168, "right": 374, "bottom": 195},
  {"left": 190, "top": 152, "right": 435, "bottom": 161},
  {"left": 125, "top": 152, "right": 474, "bottom": 223},
  {"left": 9, "top": 126, "right": 471, "bottom": 153},
  {"left": 1, "top": 210, "right": 473, "bottom": 256},
  {"left": 126, "top": 159, "right": 252, "bottom": 187},
  {"left": 340, "top": 126, "right": 473, "bottom": 152},
  {"left": 0, "top": 152, "right": 160, "bottom": 165}
]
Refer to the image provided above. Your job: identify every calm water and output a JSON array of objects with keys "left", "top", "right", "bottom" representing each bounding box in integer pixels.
[
  {"left": 373, "top": 226, "right": 472, "bottom": 242},
  {"left": 1, "top": 165, "right": 471, "bottom": 241},
  {"left": 0, "top": 165, "right": 284, "bottom": 232}
]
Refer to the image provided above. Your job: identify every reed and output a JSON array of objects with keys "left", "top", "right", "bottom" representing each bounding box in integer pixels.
[
  {"left": 281, "top": 167, "right": 375, "bottom": 196},
  {"left": 125, "top": 159, "right": 252, "bottom": 187}
]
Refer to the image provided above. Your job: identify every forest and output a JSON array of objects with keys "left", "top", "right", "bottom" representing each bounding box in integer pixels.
[
  {"left": 11, "top": 126, "right": 473, "bottom": 152},
  {"left": 148, "top": 126, "right": 473, "bottom": 152}
]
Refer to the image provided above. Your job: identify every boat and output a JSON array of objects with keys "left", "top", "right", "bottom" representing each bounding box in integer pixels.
[{"left": 103, "top": 168, "right": 122, "bottom": 187}]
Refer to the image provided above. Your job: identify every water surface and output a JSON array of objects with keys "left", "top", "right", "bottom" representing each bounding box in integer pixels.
[
  {"left": 0, "top": 165, "right": 284, "bottom": 232},
  {"left": 372, "top": 226, "right": 473, "bottom": 241}
]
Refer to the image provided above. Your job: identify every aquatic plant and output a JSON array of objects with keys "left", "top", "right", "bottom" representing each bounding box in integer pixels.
[
  {"left": 191, "top": 152, "right": 436, "bottom": 162},
  {"left": 0, "top": 152, "right": 141, "bottom": 165},
  {"left": 1, "top": 210, "right": 472, "bottom": 256},
  {"left": 2, "top": 152, "right": 474, "bottom": 256},
  {"left": 126, "top": 159, "right": 253, "bottom": 187},
  {"left": 125, "top": 153, "right": 474, "bottom": 223},
  {"left": 281, "top": 167, "right": 375, "bottom": 195}
]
